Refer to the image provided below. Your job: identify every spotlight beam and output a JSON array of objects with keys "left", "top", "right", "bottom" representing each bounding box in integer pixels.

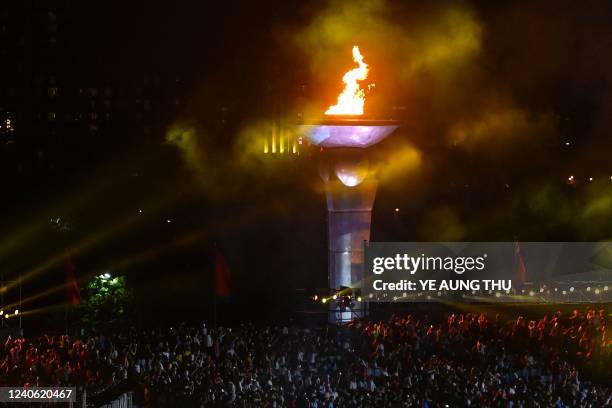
[
  {"left": 1, "top": 185, "right": 196, "bottom": 293},
  {"left": 1, "top": 231, "right": 203, "bottom": 310},
  {"left": 0, "top": 148, "right": 166, "bottom": 260}
]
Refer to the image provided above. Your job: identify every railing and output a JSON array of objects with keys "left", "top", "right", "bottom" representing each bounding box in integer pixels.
[{"left": 96, "top": 392, "right": 132, "bottom": 408}]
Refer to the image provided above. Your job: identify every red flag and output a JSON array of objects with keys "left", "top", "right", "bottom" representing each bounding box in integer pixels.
[
  {"left": 514, "top": 241, "right": 527, "bottom": 284},
  {"left": 65, "top": 250, "right": 81, "bottom": 305},
  {"left": 215, "top": 249, "right": 230, "bottom": 298}
]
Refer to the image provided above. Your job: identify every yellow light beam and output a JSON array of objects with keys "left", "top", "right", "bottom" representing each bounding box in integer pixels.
[
  {"left": 0, "top": 182, "right": 110, "bottom": 259},
  {"left": 1, "top": 231, "right": 203, "bottom": 310},
  {"left": 9, "top": 303, "right": 68, "bottom": 319},
  {"left": 0, "top": 147, "right": 180, "bottom": 261},
  {"left": 1, "top": 186, "right": 193, "bottom": 293}
]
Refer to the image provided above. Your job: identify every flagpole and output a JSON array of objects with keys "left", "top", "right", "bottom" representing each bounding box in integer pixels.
[
  {"left": 213, "top": 242, "right": 217, "bottom": 330},
  {"left": 64, "top": 248, "right": 68, "bottom": 335},
  {"left": 18, "top": 277, "right": 22, "bottom": 331},
  {"left": 1, "top": 269, "right": 4, "bottom": 329},
  {"left": 213, "top": 292, "right": 217, "bottom": 330},
  {"left": 212, "top": 243, "right": 229, "bottom": 329}
]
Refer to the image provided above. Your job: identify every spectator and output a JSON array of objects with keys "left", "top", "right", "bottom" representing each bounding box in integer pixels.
[{"left": 0, "top": 307, "right": 609, "bottom": 407}]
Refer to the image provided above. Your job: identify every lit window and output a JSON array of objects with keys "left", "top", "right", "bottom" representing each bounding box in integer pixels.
[{"left": 2, "top": 117, "right": 14, "bottom": 132}]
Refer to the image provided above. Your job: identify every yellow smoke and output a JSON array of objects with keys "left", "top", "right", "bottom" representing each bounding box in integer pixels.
[
  {"left": 398, "top": 7, "right": 482, "bottom": 76},
  {"left": 373, "top": 142, "right": 422, "bottom": 182},
  {"left": 448, "top": 107, "right": 558, "bottom": 148},
  {"left": 295, "top": 1, "right": 482, "bottom": 80},
  {"left": 166, "top": 124, "right": 208, "bottom": 176},
  {"left": 420, "top": 206, "right": 465, "bottom": 241}
]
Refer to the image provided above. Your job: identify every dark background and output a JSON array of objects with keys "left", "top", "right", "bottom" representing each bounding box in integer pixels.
[{"left": 1, "top": 0, "right": 611, "bottom": 331}]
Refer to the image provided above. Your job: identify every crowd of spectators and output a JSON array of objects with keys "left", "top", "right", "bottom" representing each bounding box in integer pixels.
[{"left": 0, "top": 307, "right": 610, "bottom": 407}]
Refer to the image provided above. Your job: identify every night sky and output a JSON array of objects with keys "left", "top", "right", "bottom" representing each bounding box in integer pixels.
[{"left": 1, "top": 0, "right": 611, "bottom": 326}]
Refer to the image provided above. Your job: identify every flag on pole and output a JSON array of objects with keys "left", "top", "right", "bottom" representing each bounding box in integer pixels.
[
  {"left": 514, "top": 241, "right": 527, "bottom": 284},
  {"left": 215, "top": 249, "right": 230, "bottom": 298},
  {"left": 65, "top": 250, "right": 81, "bottom": 305}
]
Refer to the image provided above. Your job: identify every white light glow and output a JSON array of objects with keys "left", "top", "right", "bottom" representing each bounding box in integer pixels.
[{"left": 301, "top": 124, "right": 398, "bottom": 148}]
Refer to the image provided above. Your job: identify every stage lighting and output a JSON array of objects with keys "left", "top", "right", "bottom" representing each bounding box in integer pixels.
[
  {"left": 594, "top": 289, "right": 600, "bottom": 295},
  {"left": 562, "top": 290, "right": 567, "bottom": 295},
  {"left": 529, "top": 291, "right": 535, "bottom": 296},
  {"left": 332, "top": 294, "right": 337, "bottom": 300},
  {"left": 569, "top": 287, "right": 574, "bottom": 292},
  {"left": 338, "top": 295, "right": 355, "bottom": 311},
  {"left": 604, "top": 286, "right": 609, "bottom": 291},
  {"left": 0, "top": 310, "right": 3, "bottom": 315},
  {"left": 321, "top": 298, "right": 328, "bottom": 304},
  {"left": 357, "top": 296, "right": 362, "bottom": 302},
  {"left": 313, "top": 295, "right": 318, "bottom": 301},
  {"left": 14, "top": 309, "right": 18, "bottom": 315}
]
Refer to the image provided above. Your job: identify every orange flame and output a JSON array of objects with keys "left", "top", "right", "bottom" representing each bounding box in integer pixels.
[{"left": 325, "top": 46, "right": 369, "bottom": 115}]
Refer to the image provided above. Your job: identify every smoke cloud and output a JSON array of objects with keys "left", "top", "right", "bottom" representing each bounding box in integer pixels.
[{"left": 167, "top": 0, "right": 612, "bottom": 240}]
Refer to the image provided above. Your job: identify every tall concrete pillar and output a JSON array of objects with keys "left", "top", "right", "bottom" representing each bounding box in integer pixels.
[
  {"left": 325, "top": 179, "right": 376, "bottom": 323},
  {"left": 325, "top": 179, "right": 377, "bottom": 290},
  {"left": 301, "top": 118, "right": 399, "bottom": 323}
]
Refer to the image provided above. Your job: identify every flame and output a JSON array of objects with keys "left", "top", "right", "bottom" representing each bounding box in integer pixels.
[{"left": 325, "top": 46, "right": 369, "bottom": 115}]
